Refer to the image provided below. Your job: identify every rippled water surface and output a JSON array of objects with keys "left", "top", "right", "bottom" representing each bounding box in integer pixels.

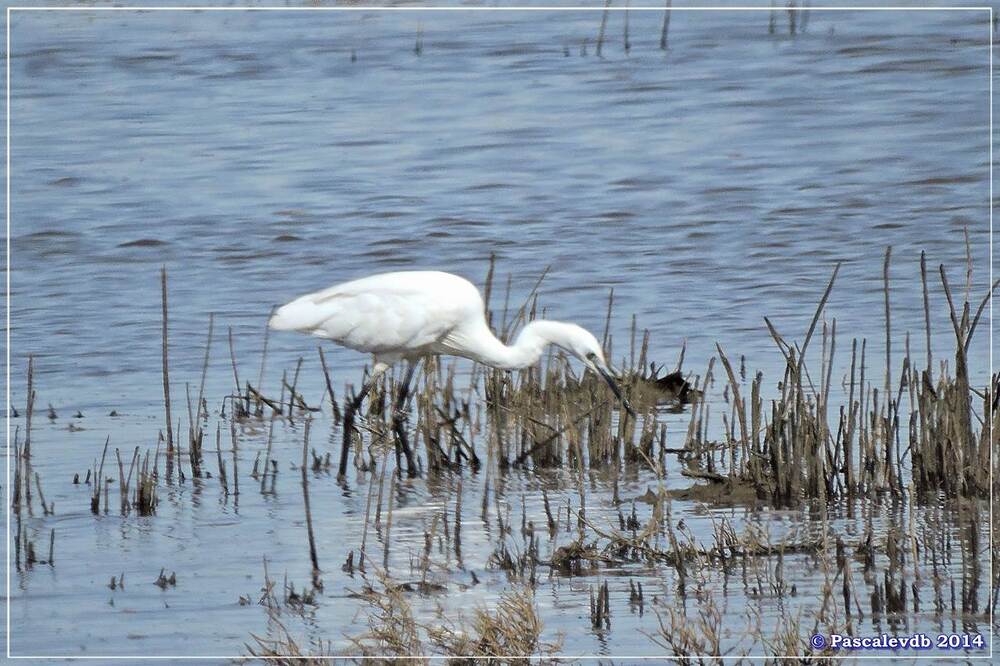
[{"left": 6, "top": 6, "right": 994, "bottom": 660}]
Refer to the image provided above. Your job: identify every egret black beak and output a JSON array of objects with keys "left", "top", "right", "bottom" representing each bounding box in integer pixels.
[{"left": 595, "top": 362, "right": 636, "bottom": 418}]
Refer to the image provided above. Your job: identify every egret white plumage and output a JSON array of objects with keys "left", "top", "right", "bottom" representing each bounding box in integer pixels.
[{"left": 270, "top": 270, "right": 634, "bottom": 477}]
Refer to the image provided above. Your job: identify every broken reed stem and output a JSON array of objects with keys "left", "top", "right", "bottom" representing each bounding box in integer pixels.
[
  {"left": 215, "top": 423, "right": 229, "bottom": 495},
  {"left": 301, "top": 417, "right": 320, "bottom": 575},
  {"left": 884, "top": 246, "right": 892, "bottom": 400},
  {"left": 228, "top": 327, "right": 245, "bottom": 417},
  {"left": 287, "top": 357, "right": 303, "bottom": 414},
  {"left": 260, "top": 419, "right": 276, "bottom": 492},
  {"left": 196, "top": 313, "right": 214, "bottom": 425},
  {"left": 716, "top": 344, "right": 749, "bottom": 456},
  {"left": 920, "top": 251, "right": 932, "bottom": 375},
  {"left": 116, "top": 448, "right": 127, "bottom": 515},
  {"left": 596, "top": 0, "right": 611, "bottom": 57},
  {"left": 623, "top": 0, "right": 631, "bottom": 53},
  {"left": 795, "top": 262, "right": 841, "bottom": 387},
  {"left": 92, "top": 437, "right": 109, "bottom": 514},
  {"left": 964, "top": 277, "right": 999, "bottom": 356},
  {"left": 483, "top": 252, "right": 497, "bottom": 327},
  {"left": 501, "top": 265, "right": 550, "bottom": 342},
  {"left": 383, "top": 471, "right": 396, "bottom": 571},
  {"left": 499, "top": 274, "right": 513, "bottom": 340},
  {"left": 602, "top": 288, "right": 614, "bottom": 356},
  {"left": 939, "top": 265, "right": 966, "bottom": 349},
  {"left": 359, "top": 460, "right": 379, "bottom": 570},
  {"left": 229, "top": 418, "right": 241, "bottom": 497},
  {"left": 185, "top": 383, "right": 194, "bottom": 452},
  {"left": 34, "top": 472, "right": 51, "bottom": 515},
  {"left": 258, "top": 305, "right": 275, "bottom": 394},
  {"left": 25, "top": 355, "right": 34, "bottom": 461},
  {"left": 12, "top": 433, "right": 21, "bottom": 513},
  {"left": 24, "top": 357, "right": 34, "bottom": 509},
  {"left": 161, "top": 267, "right": 173, "bottom": 451},
  {"left": 660, "top": 0, "right": 672, "bottom": 49},
  {"left": 318, "top": 347, "right": 340, "bottom": 423}
]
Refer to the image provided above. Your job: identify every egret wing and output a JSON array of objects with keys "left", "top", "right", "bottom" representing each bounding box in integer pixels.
[
  {"left": 272, "top": 289, "right": 464, "bottom": 356},
  {"left": 321, "top": 291, "right": 460, "bottom": 353},
  {"left": 270, "top": 271, "right": 484, "bottom": 355}
]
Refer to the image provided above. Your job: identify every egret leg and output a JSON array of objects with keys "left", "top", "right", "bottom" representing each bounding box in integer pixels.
[
  {"left": 338, "top": 362, "right": 389, "bottom": 479},
  {"left": 392, "top": 361, "right": 419, "bottom": 478}
]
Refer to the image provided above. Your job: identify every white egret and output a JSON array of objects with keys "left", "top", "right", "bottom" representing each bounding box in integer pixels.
[{"left": 269, "top": 270, "right": 634, "bottom": 477}]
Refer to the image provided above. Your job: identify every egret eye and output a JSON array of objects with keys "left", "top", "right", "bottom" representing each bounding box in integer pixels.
[{"left": 586, "top": 352, "right": 598, "bottom": 361}]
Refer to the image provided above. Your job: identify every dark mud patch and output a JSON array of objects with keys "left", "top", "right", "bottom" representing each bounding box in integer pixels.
[
  {"left": 118, "top": 239, "right": 168, "bottom": 248},
  {"left": 668, "top": 479, "right": 762, "bottom": 506},
  {"left": 48, "top": 176, "right": 82, "bottom": 187}
]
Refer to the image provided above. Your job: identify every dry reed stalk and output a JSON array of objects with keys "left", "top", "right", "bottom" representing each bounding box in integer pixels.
[
  {"left": 91, "top": 437, "right": 109, "bottom": 514},
  {"left": 190, "top": 314, "right": 214, "bottom": 476},
  {"left": 227, "top": 327, "right": 246, "bottom": 418},
  {"left": 623, "top": 0, "right": 631, "bottom": 53},
  {"left": 260, "top": 419, "right": 276, "bottom": 493},
  {"left": 317, "top": 347, "right": 340, "bottom": 424},
  {"left": 11, "top": 433, "right": 22, "bottom": 514},
  {"left": 596, "top": 0, "right": 611, "bottom": 57},
  {"left": 24, "top": 356, "right": 34, "bottom": 458},
  {"left": 229, "top": 417, "right": 240, "bottom": 497},
  {"left": 214, "top": 423, "right": 228, "bottom": 495},
  {"left": 383, "top": 470, "right": 396, "bottom": 570},
  {"left": 288, "top": 356, "right": 304, "bottom": 415},
  {"left": 884, "top": 246, "right": 893, "bottom": 401},
  {"left": 24, "top": 357, "right": 35, "bottom": 510},
  {"left": 358, "top": 460, "right": 380, "bottom": 572},
  {"left": 34, "top": 472, "right": 52, "bottom": 515},
  {"left": 500, "top": 266, "right": 549, "bottom": 343},
  {"left": 483, "top": 252, "right": 496, "bottom": 328},
  {"left": 160, "top": 267, "right": 173, "bottom": 450},
  {"left": 116, "top": 448, "right": 128, "bottom": 515},
  {"left": 300, "top": 417, "right": 320, "bottom": 580},
  {"left": 716, "top": 343, "right": 749, "bottom": 465},
  {"left": 660, "top": 0, "right": 672, "bottom": 49},
  {"left": 920, "top": 251, "right": 933, "bottom": 375},
  {"left": 257, "top": 305, "right": 275, "bottom": 408}
]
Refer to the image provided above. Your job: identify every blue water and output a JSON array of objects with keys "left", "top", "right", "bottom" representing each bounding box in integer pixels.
[{"left": 5, "top": 6, "right": 994, "bottom": 660}]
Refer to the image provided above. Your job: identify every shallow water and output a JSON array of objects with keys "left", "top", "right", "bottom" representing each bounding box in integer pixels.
[{"left": 6, "top": 6, "right": 994, "bottom": 660}]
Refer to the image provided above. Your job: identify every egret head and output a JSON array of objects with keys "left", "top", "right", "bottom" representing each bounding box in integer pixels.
[{"left": 556, "top": 324, "right": 636, "bottom": 418}]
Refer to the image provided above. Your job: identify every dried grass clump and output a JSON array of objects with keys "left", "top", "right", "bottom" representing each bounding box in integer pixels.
[
  {"left": 345, "top": 566, "right": 558, "bottom": 661},
  {"left": 646, "top": 592, "right": 722, "bottom": 659},
  {"left": 246, "top": 616, "right": 334, "bottom": 665},
  {"left": 347, "top": 570, "right": 424, "bottom": 658},
  {"left": 427, "top": 587, "right": 561, "bottom": 661}
]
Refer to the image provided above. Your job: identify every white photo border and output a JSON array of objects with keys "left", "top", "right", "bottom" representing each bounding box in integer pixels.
[{"left": 4, "top": 4, "right": 994, "bottom": 661}]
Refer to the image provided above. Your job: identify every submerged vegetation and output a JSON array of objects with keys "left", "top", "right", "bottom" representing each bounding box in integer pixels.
[{"left": 10, "top": 241, "right": 995, "bottom": 661}]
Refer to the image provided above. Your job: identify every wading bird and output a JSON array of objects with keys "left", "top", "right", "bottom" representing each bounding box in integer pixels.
[{"left": 269, "top": 270, "right": 634, "bottom": 478}]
